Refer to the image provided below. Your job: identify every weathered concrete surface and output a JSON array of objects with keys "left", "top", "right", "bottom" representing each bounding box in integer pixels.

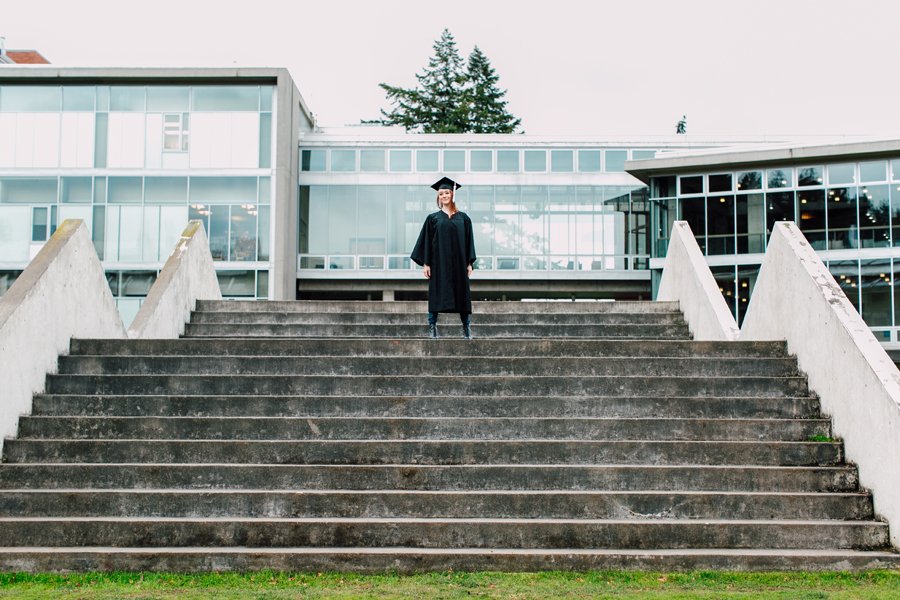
[
  {"left": 741, "top": 221, "right": 900, "bottom": 547},
  {"left": 657, "top": 221, "right": 740, "bottom": 341},
  {"left": 127, "top": 221, "right": 221, "bottom": 339},
  {"left": 0, "top": 220, "right": 124, "bottom": 451}
]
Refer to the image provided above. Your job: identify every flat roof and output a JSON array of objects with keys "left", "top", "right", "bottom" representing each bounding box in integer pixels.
[{"left": 625, "top": 136, "right": 900, "bottom": 182}]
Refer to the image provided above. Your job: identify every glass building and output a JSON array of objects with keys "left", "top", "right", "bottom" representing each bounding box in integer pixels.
[
  {"left": 627, "top": 140, "right": 900, "bottom": 343},
  {"left": 0, "top": 68, "right": 312, "bottom": 324}
]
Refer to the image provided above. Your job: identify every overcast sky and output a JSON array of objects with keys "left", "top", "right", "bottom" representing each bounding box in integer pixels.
[{"left": 4, "top": 0, "right": 899, "bottom": 137}]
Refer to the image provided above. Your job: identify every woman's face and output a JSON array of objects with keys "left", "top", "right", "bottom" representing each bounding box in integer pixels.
[{"left": 438, "top": 189, "right": 454, "bottom": 206}]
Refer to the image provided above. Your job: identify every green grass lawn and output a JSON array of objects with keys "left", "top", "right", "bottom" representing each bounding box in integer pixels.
[{"left": 0, "top": 571, "right": 898, "bottom": 599}]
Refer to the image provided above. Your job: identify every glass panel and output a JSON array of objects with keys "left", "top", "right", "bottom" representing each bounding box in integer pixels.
[
  {"left": 107, "top": 177, "right": 143, "bottom": 204},
  {"left": 765, "top": 191, "right": 794, "bottom": 239},
  {"left": 192, "top": 86, "right": 259, "bottom": 111},
  {"left": 497, "top": 150, "right": 519, "bottom": 172},
  {"left": 92, "top": 205, "right": 105, "bottom": 259},
  {"left": 470, "top": 150, "right": 492, "bottom": 172},
  {"left": 60, "top": 177, "right": 92, "bottom": 204},
  {"left": 257, "top": 205, "right": 270, "bottom": 261},
  {"left": 798, "top": 189, "right": 826, "bottom": 249},
  {"left": 861, "top": 260, "right": 892, "bottom": 327},
  {"left": 443, "top": 150, "right": 465, "bottom": 171},
  {"left": 524, "top": 150, "right": 546, "bottom": 172},
  {"left": 578, "top": 150, "right": 601, "bottom": 172},
  {"left": 1, "top": 86, "right": 61, "bottom": 111},
  {"left": 736, "top": 171, "right": 763, "bottom": 191},
  {"left": 798, "top": 166, "right": 824, "bottom": 186},
  {"left": 217, "top": 270, "right": 256, "bottom": 296},
  {"left": 768, "top": 168, "right": 792, "bottom": 188},
  {"left": 389, "top": 150, "right": 412, "bottom": 172},
  {"left": 711, "top": 266, "right": 736, "bottom": 320},
  {"left": 62, "top": 87, "right": 95, "bottom": 111},
  {"left": 736, "top": 193, "right": 765, "bottom": 253},
  {"left": 158, "top": 206, "right": 187, "bottom": 260},
  {"left": 0, "top": 207, "right": 30, "bottom": 261},
  {"left": 708, "top": 174, "right": 732, "bottom": 193},
  {"left": 121, "top": 271, "right": 156, "bottom": 296},
  {"left": 360, "top": 150, "right": 385, "bottom": 172},
  {"left": 550, "top": 150, "right": 573, "bottom": 172},
  {"left": 190, "top": 177, "right": 257, "bottom": 204},
  {"left": 303, "top": 186, "right": 328, "bottom": 254},
  {"left": 300, "top": 256, "right": 325, "bottom": 269},
  {"left": 331, "top": 150, "right": 356, "bottom": 171},
  {"left": 0, "top": 271, "right": 24, "bottom": 296},
  {"left": 93, "top": 113, "right": 108, "bottom": 168},
  {"left": 858, "top": 185, "right": 890, "bottom": 248},
  {"left": 827, "top": 187, "right": 858, "bottom": 250},
  {"left": 651, "top": 176, "right": 676, "bottom": 198},
  {"left": 468, "top": 186, "right": 494, "bottom": 256},
  {"left": 416, "top": 150, "right": 438, "bottom": 172},
  {"left": 258, "top": 113, "right": 271, "bottom": 168},
  {"left": 118, "top": 206, "right": 143, "bottom": 261},
  {"left": 632, "top": 150, "right": 656, "bottom": 160},
  {"left": 388, "top": 256, "right": 411, "bottom": 269},
  {"left": 105, "top": 206, "right": 120, "bottom": 260},
  {"left": 359, "top": 256, "right": 384, "bottom": 269},
  {"left": 301, "top": 149, "right": 326, "bottom": 171},
  {"left": 96, "top": 86, "right": 109, "bottom": 111},
  {"left": 892, "top": 183, "right": 900, "bottom": 247},
  {"left": 94, "top": 177, "right": 106, "bottom": 204},
  {"left": 679, "top": 176, "right": 703, "bottom": 195},
  {"left": 257, "top": 270, "right": 269, "bottom": 298},
  {"left": 521, "top": 186, "right": 547, "bottom": 256},
  {"left": 109, "top": 87, "right": 146, "bottom": 111},
  {"left": 32, "top": 207, "right": 48, "bottom": 242},
  {"left": 679, "top": 197, "right": 706, "bottom": 253},
  {"left": 605, "top": 150, "right": 627, "bottom": 172},
  {"left": 828, "top": 163, "right": 856, "bottom": 185},
  {"left": 207, "top": 204, "right": 229, "bottom": 260},
  {"left": 830, "top": 260, "right": 860, "bottom": 312},
  {"left": 860, "top": 161, "right": 887, "bottom": 183},
  {"left": 892, "top": 159, "right": 900, "bottom": 181},
  {"left": 258, "top": 177, "right": 271, "bottom": 205},
  {"left": 144, "top": 177, "right": 187, "bottom": 204},
  {"left": 0, "top": 177, "right": 58, "bottom": 204},
  {"left": 328, "top": 257, "right": 354, "bottom": 270},
  {"left": 142, "top": 206, "right": 160, "bottom": 261},
  {"left": 737, "top": 265, "right": 759, "bottom": 325},
  {"left": 494, "top": 186, "right": 520, "bottom": 254},
  {"left": 230, "top": 204, "right": 258, "bottom": 261},
  {"left": 328, "top": 186, "right": 356, "bottom": 254},
  {"left": 706, "top": 195, "right": 735, "bottom": 255},
  {"left": 357, "top": 186, "right": 387, "bottom": 254},
  {"left": 260, "top": 86, "right": 274, "bottom": 111},
  {"left": 146, "top": 87, "right": 190, "bottom": 111}
]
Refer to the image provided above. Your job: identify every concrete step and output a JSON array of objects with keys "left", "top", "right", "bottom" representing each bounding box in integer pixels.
[
  {"left": 69, "top": 338, "right": 789, "bottom": 359},
  {"left": 0, "top": 464, "right": 859, "bottom": 492},
  {"left": 0, "top": 518, "right": 887, "bottom": 550},
  {"left": 181, "top": 323, "right": 693, "bottom": 339},
  {"left": 196, "top": 300, "right": 683, "bottom": 314},
  {"left": 56, "top": 356, "right": 801, "bottom": 378},
  {"left": 189, "top": 311, "right": 686, "bottom": 325},
  {"left": 0, "top": 547, "right": 896, "bottom": 572},
  {"left": 44, "top": 375, "right": 810, "bottom": 397},
  {"left": 16, "top": 417, "right": 831, "bottom": 442},
  {"left": 1, "top": 440, "right": 843, "bottom": 466},
  {"left": 0, "top": 490, "right": 873, "bottom": 520},
  {"left": 31, "top": 394, "right": 824, "bottom": 419}
]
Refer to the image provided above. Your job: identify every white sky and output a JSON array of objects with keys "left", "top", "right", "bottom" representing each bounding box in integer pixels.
[{"left": 4, "top": 0, "right": 899, "bottom": 137}]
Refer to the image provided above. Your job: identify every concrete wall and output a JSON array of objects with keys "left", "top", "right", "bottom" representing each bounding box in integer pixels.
[
  {"left": 128, "top": 221, "right": 222, "bottom": 339},
  {"left": 741, "top": 222, "right": 900, "bottom": 547},
  {"left": 656, "top": 221, "right": 740, "bottom": 341},
  {"left": 272, "top": 70, "right": 302, "bottom": 300},
  {"left": 0, "top": 220, "right": 125, "bottom": 449}
]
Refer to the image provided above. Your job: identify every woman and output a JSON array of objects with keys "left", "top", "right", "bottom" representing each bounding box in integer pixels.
[{"left": 410, "top": 177, "right": 477, "bottom": 338}]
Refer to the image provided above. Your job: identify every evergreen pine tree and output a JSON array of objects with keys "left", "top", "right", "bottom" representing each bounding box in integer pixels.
[
  {"left": 465, "top": 46, "right": 521, "bottom": 133},
  {"left": 377, "top": 29, "right": 469, "bottom": 133}
]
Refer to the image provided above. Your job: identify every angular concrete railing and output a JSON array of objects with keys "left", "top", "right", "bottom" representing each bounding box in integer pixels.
[
  {"left": 656, "top": 221, "right": 740, "bottom": 341},
  {"left": 741, "top": 222, "right": 900, "bottom": 547},
  {"left": 0, "top": 220, "right": 126, "bottom": 450},
  {"left": 128, "top": 220, "right": 222, "bottom": 339}
]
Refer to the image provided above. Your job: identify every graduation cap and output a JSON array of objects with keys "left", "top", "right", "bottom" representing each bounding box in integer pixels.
[{"left": 431, "top": 176, "right": 462, "bottom": 192}]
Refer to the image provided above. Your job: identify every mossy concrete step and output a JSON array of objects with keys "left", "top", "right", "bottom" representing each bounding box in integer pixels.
[
  {"left": 188, "top": 311, "right": 686, "bottom": 325},
  {"left": 0, "top": 490, "right": 873, "bottom": 520},
  {"left": 1, "top": 547, "right": 897, "bottom": 573},
  {"left": 196, "top": 300, "right": 683, "bottom": 314},
  {"left": 55, "top": 356, "right": 801, "bottom": 378},
  {"left": 181, "top": 323, "right": 692, "bottom": 339},
  {"left": 2, "top": 440, "right": 843, "bottom": 466},
  {"left": 30, "top": 394, "right": 823, "bottom": 419},
  {"left": 0, "top": 518, "right": 887, "bottom": 550},
  {"left": 44, "top": 375, "right": 810, "bottom": 397},
  {"left": 69, "top": 338, "right": 789, "bottom": 359},
  {"left": 0, "top": 464, "right": 859, "bottom": 492},
  {"left": 16, "top": 416, "right": 831, "bottom": 442}
]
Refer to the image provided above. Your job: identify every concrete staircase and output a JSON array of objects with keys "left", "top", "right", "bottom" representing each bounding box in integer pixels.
[{"left": 0, "top": 300, "right": 896, "bottom": 571}]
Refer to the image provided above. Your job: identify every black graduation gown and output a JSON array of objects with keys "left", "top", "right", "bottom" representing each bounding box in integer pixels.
[{"left": 410, "top": 210, "right": 477, "bottom": 314}]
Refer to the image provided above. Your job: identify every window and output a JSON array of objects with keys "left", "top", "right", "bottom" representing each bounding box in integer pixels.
[
  {"left": 301, "top": 149, "right": 326, "bottom": 171},
  {"left": 444, "top": 150, "right": 465, "bottom": 171},
  {"left": 679, "top": 176, "right": 703, "bottom": 195},
  {"left": 524, "top": 151, "right": 546, "bottom": 172},
  {"left": 416, "top": 150, "right": 439, "bottom": 172},
  {"left": 360, "top": 150, "right": 385, "bottom": 172},
  {"left": 605, "top": 150, "right": 627, "bottom": 172},
  {"left": 471, "top": 150, "right": 493, "bottom": 172},
  {"left": 331, "top": 150, "right": 356, "bottom": 172},
  {"left": 497, "top": 150, "right": 519, "bottom": 172},
  {"left": 578, "top": 150, "right": 601, "bottom": 172},
  {"left": 767, "top": 169, "right": 792, "bottom": 188},
  {"left": 163, "top": 113, "right": 189, "bottom": 152},
  {"left": 550, "top": 150, "right": 573, "bottom": 172},
  {"left": 389, "top": 150, "right": 412, "bottom": 172}
]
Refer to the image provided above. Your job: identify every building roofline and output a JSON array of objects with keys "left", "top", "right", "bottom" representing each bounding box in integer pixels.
[{"left": 625, "top": 136, "right": 900, "bottom": 182}]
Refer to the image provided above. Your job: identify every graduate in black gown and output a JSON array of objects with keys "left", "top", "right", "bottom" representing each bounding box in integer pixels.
[{"left": 410, "top": 177, "right": 477, "bottom": 338}]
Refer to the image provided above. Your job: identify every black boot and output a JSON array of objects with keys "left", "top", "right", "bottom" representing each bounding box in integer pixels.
[{"left": 429, "top": 323, "right": 438, "bottom": 338}]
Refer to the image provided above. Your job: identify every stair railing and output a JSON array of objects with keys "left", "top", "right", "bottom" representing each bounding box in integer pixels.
[{"left": 0, "top": 219, "right": 125, "bottom": 451}]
